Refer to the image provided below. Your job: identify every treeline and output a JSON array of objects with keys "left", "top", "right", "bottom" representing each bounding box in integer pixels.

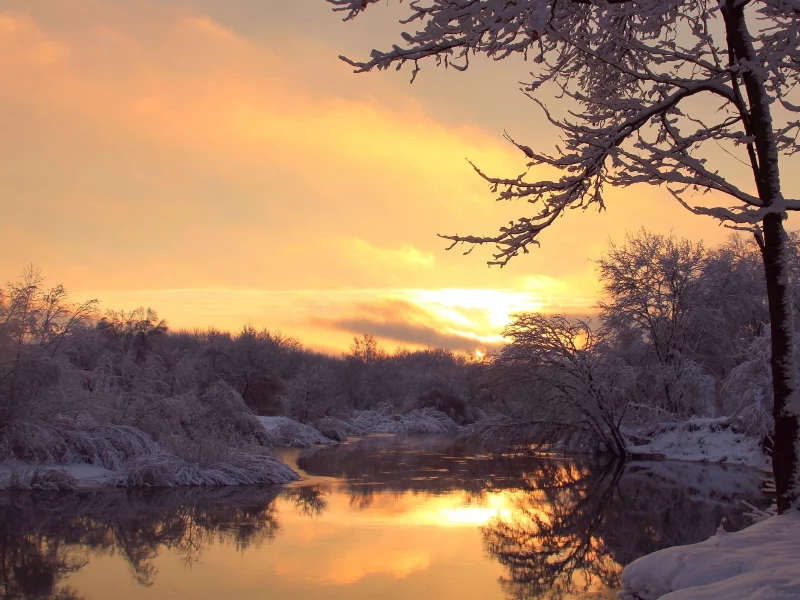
[
  {"left": 1, "top": 229, "right": 794, "bottom": 469},
  {"left": 0, "top": 269, "right": 486, "bottom": 482}
]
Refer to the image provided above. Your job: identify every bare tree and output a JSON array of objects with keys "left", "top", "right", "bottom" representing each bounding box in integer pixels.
[
  {"left": 493, "top": 313, "right": 632, "bottom": 455},
  {"left": 330, "top": 0, "right": 800, "bottom": 512}
]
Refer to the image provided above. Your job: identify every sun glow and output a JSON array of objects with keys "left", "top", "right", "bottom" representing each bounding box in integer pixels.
[{"left": 409, "top": 288, "right": 549, "bottom": 337}]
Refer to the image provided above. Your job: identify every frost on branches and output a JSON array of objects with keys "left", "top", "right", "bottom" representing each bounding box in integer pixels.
[{"left": 329, "top": 0, "right": 800, "bottom": 512}]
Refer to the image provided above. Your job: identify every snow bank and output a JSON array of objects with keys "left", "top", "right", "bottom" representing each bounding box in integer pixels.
[
  {"left": 625, "top": 418, "right": 768, "bottom": 469},
  {"left": 618, "top": 512, "right": 800, "bottom": 600},
  {"left": 0, "top": 419, "right": 299, "bottom": 489},
  {"left": 0, "top": 448, "right": 297, "bottom": 490},
  {"left": 258, "top": 416, "right": 332, "bottom": 447}
]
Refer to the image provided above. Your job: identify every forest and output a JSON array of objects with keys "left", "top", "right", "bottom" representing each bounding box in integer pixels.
[{"left": 0, "top": 229, "right": 793, "bottom": 487}]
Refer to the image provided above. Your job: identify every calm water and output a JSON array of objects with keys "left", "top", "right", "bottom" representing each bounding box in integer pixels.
[{"left": 0, "top": 436, "right": 768, "bottom": 600}]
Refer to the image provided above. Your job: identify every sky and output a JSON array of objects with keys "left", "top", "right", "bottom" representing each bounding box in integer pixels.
[{"left": 2, "top": 0, "right": 797, "bottom": 354}]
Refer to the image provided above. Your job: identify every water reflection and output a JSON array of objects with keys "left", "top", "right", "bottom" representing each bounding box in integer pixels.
[
  {"left": 0, "top": 437, "right": 767, "bottom": 600},
  {"left": 0, "top": 486, "right": 287, "bottom": 598},
  {"left": 298, "top": 437, "right": 767, "bottom": 599}
]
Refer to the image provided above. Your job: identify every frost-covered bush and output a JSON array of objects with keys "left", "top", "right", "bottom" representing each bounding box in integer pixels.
[
  {"left": 395, "top": 408, "right": 460, "bottom": 435},
  {"left": 410, "top": 372, "right": 473, "bottom": 424},
  {"left": 346, "top": 407, "right": 459, "bottom": 435},
  {"left": 315, "top": 416, "right": 361, "bottom": 442},
  {"left": 347, "top": 406, "right": 399, "bottom": 434},
  {"left": 257, "top": 416, "right": 331, "bottom": 447},
  {"left": 721, "top": 333, "right": 775, "bottom": 438},
  {"left": 114, "top": 447, "right": 297, "bottom": 487},
  {"left": 0, "top": 422, "right": 161, "bottom": 470},
  {"left": 154, "top": 381, "right": 272, "bottom": 463},
  {"left": 625, "top": 417, "right": 768, "bottom": 468}
]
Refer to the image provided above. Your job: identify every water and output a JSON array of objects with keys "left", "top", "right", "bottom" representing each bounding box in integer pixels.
[{"left": 0, "top": 436, "right": 768, "bottom": 600}]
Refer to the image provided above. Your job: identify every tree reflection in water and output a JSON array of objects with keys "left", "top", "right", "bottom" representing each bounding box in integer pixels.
[
  {"left": 299, "top": 437, "right": 767, "bottom": 600},
  {"left": 480, "top": 457, "right": 767, "bottom": 600},
  {"left": 0, "top": 485, "right": 291, "bottom": 598}
]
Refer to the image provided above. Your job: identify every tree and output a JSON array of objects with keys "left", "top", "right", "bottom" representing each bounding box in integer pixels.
[
  {"left": 330, "top": 0, "right": 800, "bottom": 512},
  {"left": 494, "top": 313, "right": 632, "bottom": 455},
  {"left": 598, "top": 230, "right": 711, "bottom": 415}
]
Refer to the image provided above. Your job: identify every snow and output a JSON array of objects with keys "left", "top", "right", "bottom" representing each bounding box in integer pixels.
[
  {"left": 0, "top": 450, "right": 299, "bottom": 489},
  {"left": 626, "top": 418, "right": 769, "bottom": 469},
  {"left": 618, "top": 512, "right": 800, "bottom": 600}
]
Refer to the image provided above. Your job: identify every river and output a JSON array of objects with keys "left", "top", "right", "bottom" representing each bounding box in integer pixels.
[{"left": 0, "top": 435, "right": 768, "bottom": 600}]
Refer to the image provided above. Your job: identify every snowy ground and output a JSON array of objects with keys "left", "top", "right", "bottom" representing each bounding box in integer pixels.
[
  {"left": 625, "top": 418, "right": 769, "bottom": 470},
  {"left": 619, "top": 511, "right": 800, "bottom": 600}
]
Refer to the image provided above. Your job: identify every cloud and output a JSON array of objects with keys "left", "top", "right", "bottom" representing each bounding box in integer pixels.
[{"left": 310, "top": 297, "right": 504, "bottom": 352}]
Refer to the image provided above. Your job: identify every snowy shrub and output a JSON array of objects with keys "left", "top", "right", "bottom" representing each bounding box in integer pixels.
[
  {"left": 315, "top": 416, "right": 361, "bottom": 441},
  {"left": 345, "top": 407, "right": 459, "bottom": 435},
  {"left": 670, "top": 360, "right": 718, "bottom": 417},
  {"left": 0, "top": 422, "right": 161, "bottom": 470},
  {"left": 113, "top": 447, "right": 297, "bottom": 487},
  {"left": 257, "top": 416, "right": 331, "bottom": 447},
  {"left": 394, "top": 408, "right": 460, "bottom": 435},
  {"left": 721, "top": 333, "right": 774, "bottom": 438},
  {"left": 411, "top": 372, "right": 472, "bottom": 424},
  {"left": 625, "top": 417, "right": 768, "bottom": 468},
  {"left": 151, "top": 382, "right": 272, "bottom": 461},
  {"left": 346, "top": 407, "right": 399, "bottom": 434}
]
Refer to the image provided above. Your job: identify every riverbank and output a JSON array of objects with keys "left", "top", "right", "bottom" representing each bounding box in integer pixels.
[
  {"left": 625, "top": 417, "right": 769, "bottom": 470},
  {"left": 0, "top": 412, "right": 770, "bottom": 490},
  {"left": 619, "top": 511, "right": 800, "bottom": 599},
  {"left": 0, "top": 408, "right": 461, "bottom": 490}
]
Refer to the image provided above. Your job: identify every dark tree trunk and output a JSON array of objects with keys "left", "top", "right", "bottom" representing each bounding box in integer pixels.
[
  {"left": 724, "top": 0, "right": 799, "bottom": 512},
  {"left": 761, "top": 215, "right": 800, "bottom": 513}
]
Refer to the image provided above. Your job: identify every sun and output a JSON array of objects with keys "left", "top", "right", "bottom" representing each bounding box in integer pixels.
[{"left": 474, "top": 349, "right": 485, "bottom": 359}]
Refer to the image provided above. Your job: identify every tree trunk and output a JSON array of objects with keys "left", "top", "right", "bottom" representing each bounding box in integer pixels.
[
  {"left": 724, "top": 0, "right": 799, "bottom": 512},
  {"left": 761, "top": 215, "right": 800, "bottom": 513}
]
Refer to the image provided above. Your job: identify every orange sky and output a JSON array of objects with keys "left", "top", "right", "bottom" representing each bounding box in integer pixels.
[{"left": 2, "top": 0, "right": 797, "bottom": 353}]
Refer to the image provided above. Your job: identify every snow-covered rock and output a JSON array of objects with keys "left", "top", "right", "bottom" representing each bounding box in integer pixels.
[{"left": 619, "top": 512, "right": 800, "bottom": 600}]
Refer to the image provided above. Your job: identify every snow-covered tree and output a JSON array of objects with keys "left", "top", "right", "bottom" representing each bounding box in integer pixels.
[
  {"left": 330, "top": 0, "right": 800, "bottom": 512},
  {"left": 598, "top": 231, "right": 710, "bottom": 415}
]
